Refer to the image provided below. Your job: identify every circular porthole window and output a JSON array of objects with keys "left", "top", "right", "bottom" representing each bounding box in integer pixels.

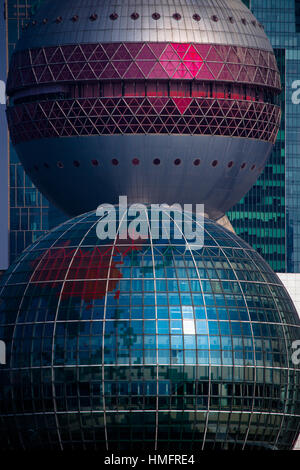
[
  {"left": 173, "top": 13, "right": 182, "bottom": 21},
  {"left": 152, "top": 12, "right": 161, "bottom": 20},
  {"left": 193, "top": 14, "right": 201, "bottom": 22}
]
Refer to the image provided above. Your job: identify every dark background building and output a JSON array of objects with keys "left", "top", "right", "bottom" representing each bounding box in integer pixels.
[
  {"left": 0, "top": 1, "right": 9, "bottom": 273},
  {"left": 4, "top": 0, "right": 66, "bottom": 263},
  {"left": 228, "top": 0, "right": 300, "bottom": 275},
  {"left": 5, "top": 0, "right": 50, "bottom": 262}
]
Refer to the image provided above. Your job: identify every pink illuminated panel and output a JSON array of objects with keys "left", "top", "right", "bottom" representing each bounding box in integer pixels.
[{"left": 7, "top": 42, "right": 281, "bottom": 92}]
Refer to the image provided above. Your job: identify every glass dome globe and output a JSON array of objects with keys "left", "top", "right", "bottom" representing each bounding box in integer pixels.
[{"left": 0, "top": 209, "right": 299, "bottom": 450}]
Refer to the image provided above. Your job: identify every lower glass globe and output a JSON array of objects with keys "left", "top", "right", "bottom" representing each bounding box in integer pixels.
[{"left": 0, "top": 209, "right": 299, "bottom": 450}]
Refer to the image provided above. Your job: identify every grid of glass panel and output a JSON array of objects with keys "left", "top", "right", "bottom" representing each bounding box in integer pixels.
[{"left": 0, "top": 209, "right": 299, "bottom": 450}]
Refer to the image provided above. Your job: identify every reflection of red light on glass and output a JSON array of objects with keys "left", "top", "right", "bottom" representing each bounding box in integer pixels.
[{"left": 30, "top": 237, "right": 144, "bottom": 303}]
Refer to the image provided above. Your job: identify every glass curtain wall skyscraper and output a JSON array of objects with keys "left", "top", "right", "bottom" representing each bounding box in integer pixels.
[
  {"left": 230, "top": 0, "right": 300, "bottom": 275},
  {"left": 5, "top": 0, "right": 66, "bottom": 263},
  {"left": 5, "top": 0, "right": 49, "bottom": 262},
  {"left": 228, "top": 0, "right": 286, "bottom": 272}
]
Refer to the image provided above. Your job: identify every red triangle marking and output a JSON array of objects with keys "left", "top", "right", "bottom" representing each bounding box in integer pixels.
[
  {"left": 172, "top": 43, "right": 189, "bottom": 59},
  {"left": 184, "top": 44, "right": 202, "bottom": 61},
  {"left": 172, "top": 98, "right": 192, "bottom": 114},
  {"left": 173, "top": 63, "right": 193, "bottom": 79},
  {"left": 184, "top": 61, "right": 202, "bottom": 77}
]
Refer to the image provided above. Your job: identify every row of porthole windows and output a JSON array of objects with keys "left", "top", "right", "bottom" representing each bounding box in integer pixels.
[
  {"left": 26, "top": 13, "right": 262, "bottom": 28},
  {"left": 34, "top": 160, "right": 257, "bottom": 170}
]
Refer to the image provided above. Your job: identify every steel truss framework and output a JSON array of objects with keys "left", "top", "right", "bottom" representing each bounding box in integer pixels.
[{"left": 7, "top": 96, "right": 280, "bottom": 145}]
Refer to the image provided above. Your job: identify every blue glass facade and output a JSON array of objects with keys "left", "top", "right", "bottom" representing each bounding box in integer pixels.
[
  {"left": 228, "top": 46, "right": 286, "bottom": 272},
  {"left": 254, "top": 0, "right": 300, "bottom": 274}
]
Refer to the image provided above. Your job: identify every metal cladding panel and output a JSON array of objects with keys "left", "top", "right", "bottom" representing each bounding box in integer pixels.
[
  {"left": 15, "top": 134, "right": 273, "bottom": 219},
  {"left": 6, "top": 42, "right": 281, "bottom": 94},
  {"left": 16, "top": 0, "right": 273, "bottom": 52},
  {"left": 6, "top": 0, "right": 280, "bottom": 219}
]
